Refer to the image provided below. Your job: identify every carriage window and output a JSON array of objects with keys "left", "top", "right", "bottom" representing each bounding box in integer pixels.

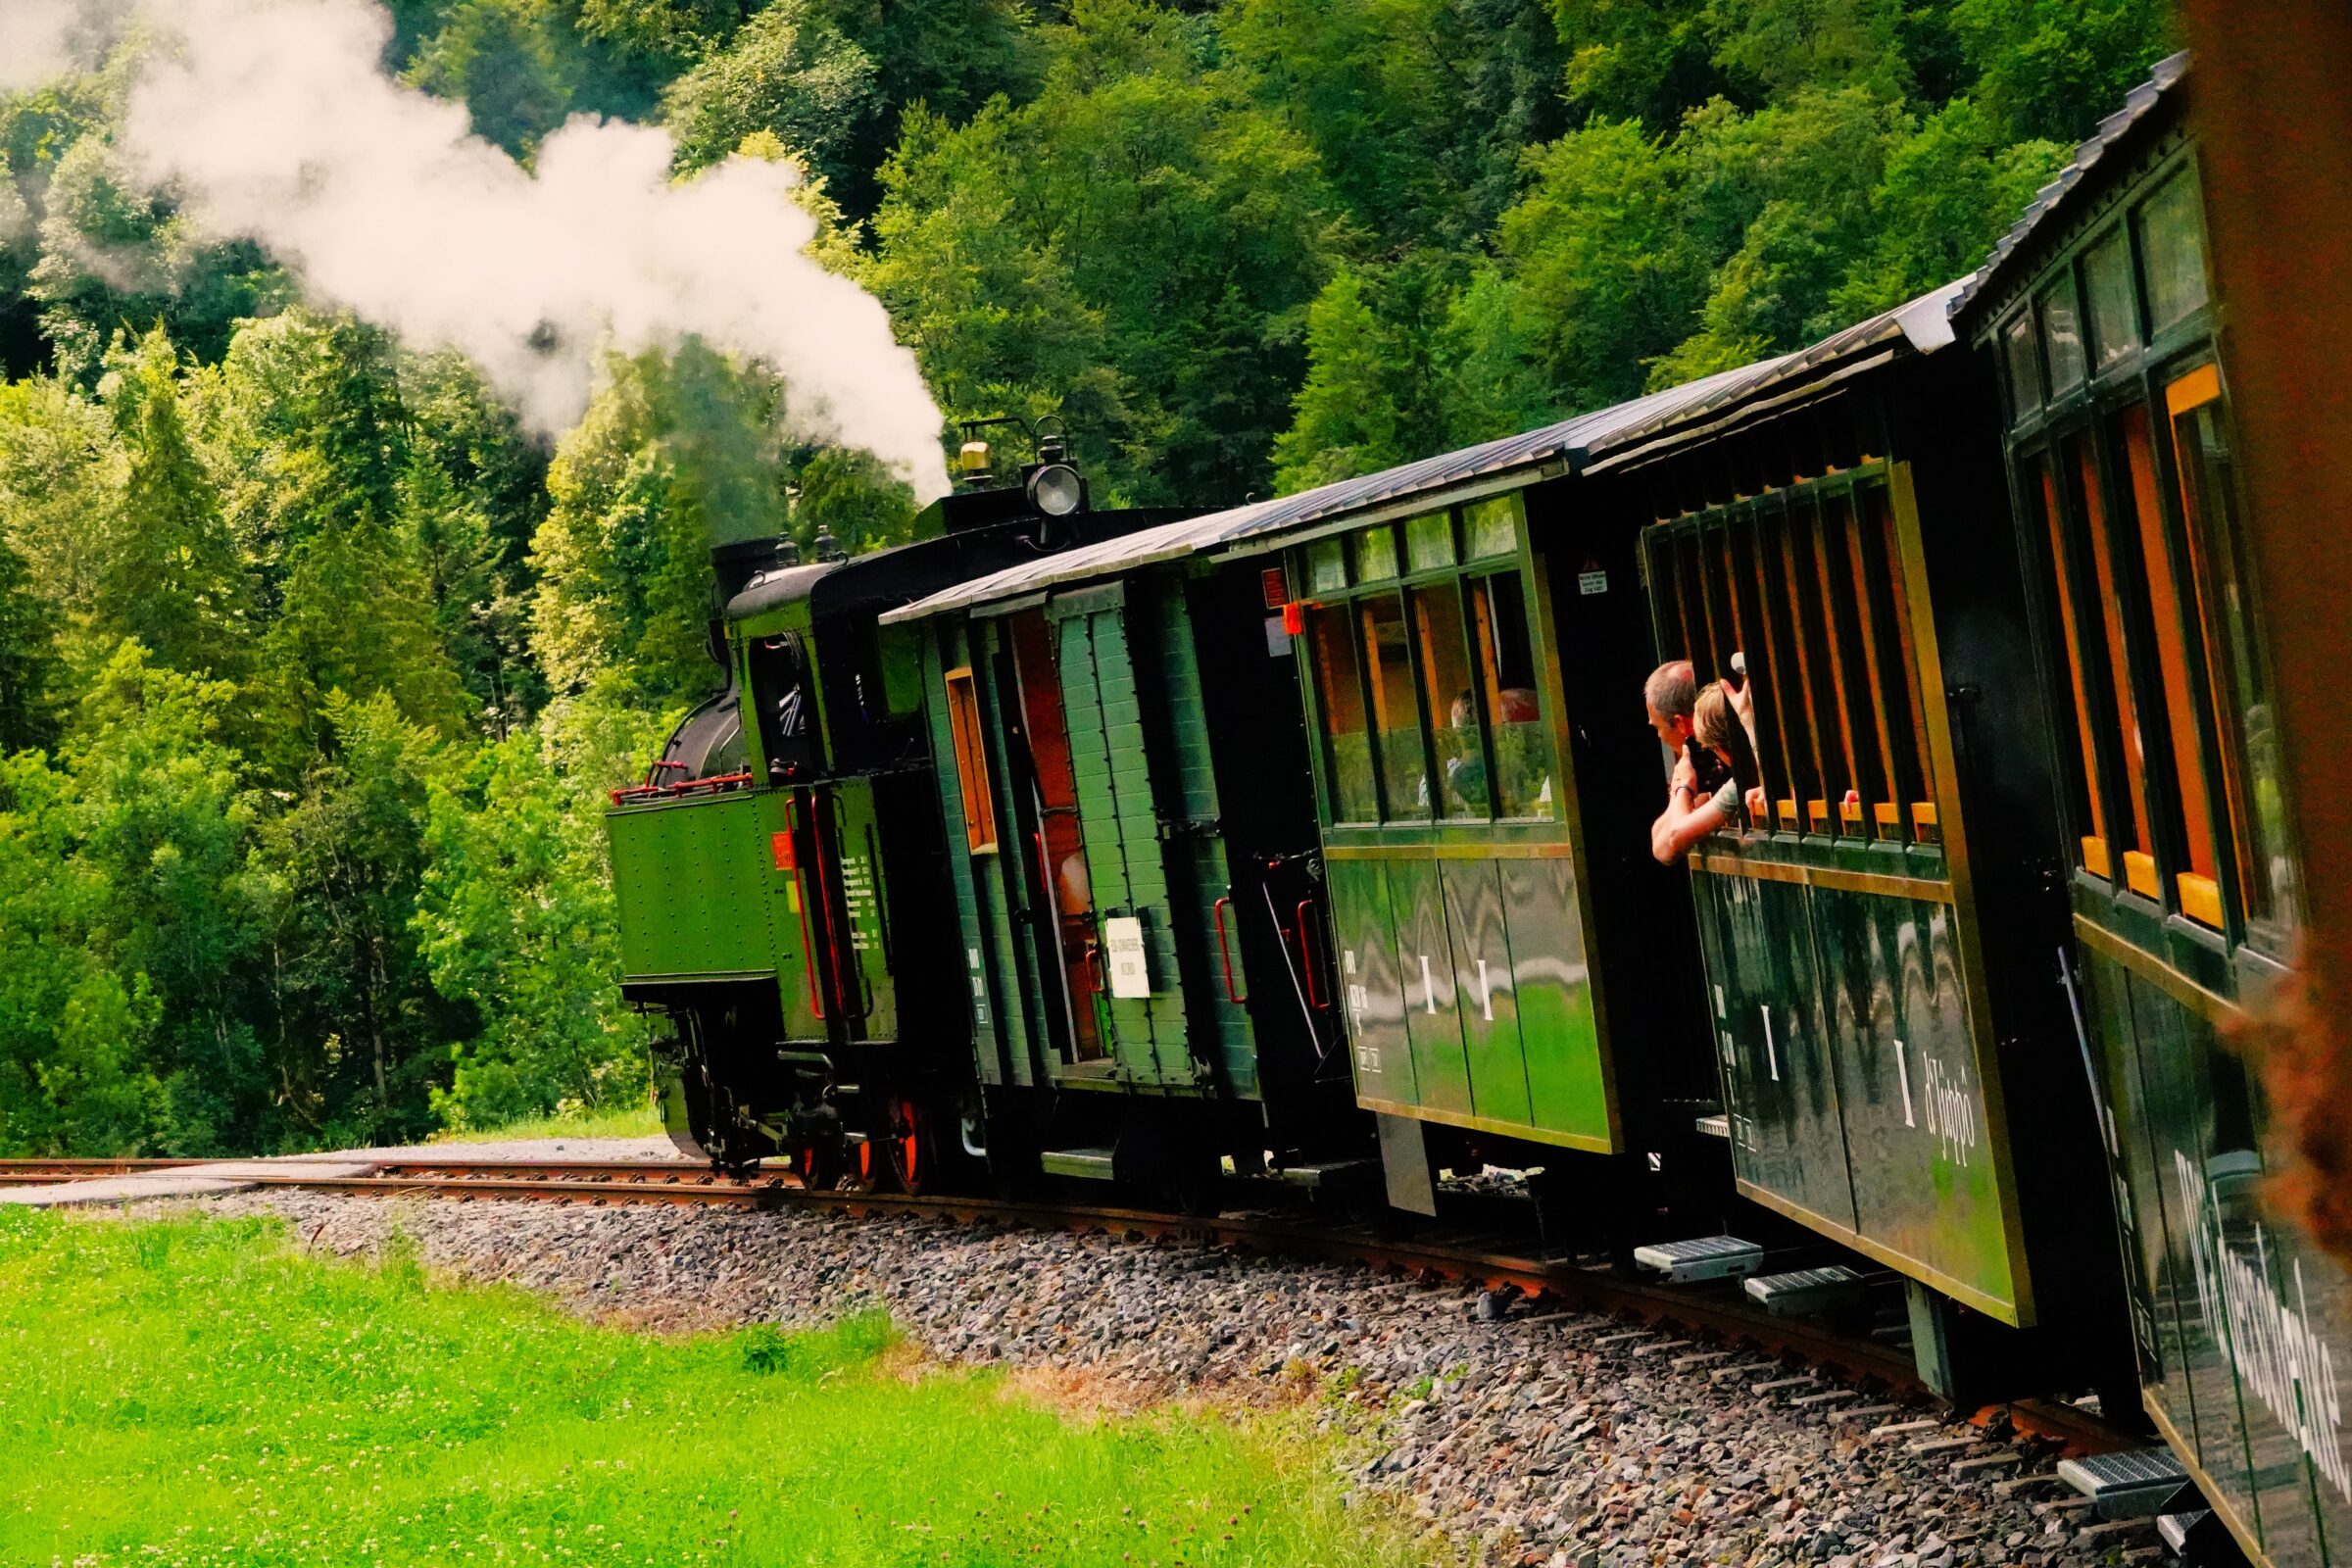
[
  {"left": 942, "top": 667, "right": 999, "bottom": 855},
  {"left": 1862, "top": 487, "right": 1937, "bottom": 840},
  {"left": 1412, "top": 587, "right": 1485, "bottom": 820},
  {"left": 1353, "top": 525, "right": 1397, "bottom": 584},
  {"left": 2140, "top": 171, "right": 2209, "bottom": 333},
  {"left": 1305, "top": 538, "right": 1348, "bottom": 595},
  {"left": 1306, "top": 605, "right": 1377, "bottom": 822},
  {"left": 1755, "top": 504, "right": 1823, "bottom": 829},
  {"left": 2004, "top": 311, "right": 2043, "bottom": 416},
  {"left": 1464, "top": 497, "right": 1517, "bottom": 561},
  {"left": 2170, "top": 367, "right": 2298, "bottom": 939},
  {"left": 1471, "top": 572, "right": 1554, "bottom": 820},
  {"left": 1406, "top": 512, "right": 1455, "bottom": 573},
  {"left": 2114, "top": 402, "right": 2222, "bottom": 925},
  {"left": 2041, "top": 278, "right": 2087, "bottom": 397},
  {"left": 1360, "top": 596, "right": 1430, "bottom": 821},
  {"left": 1785, "top": 499, "right": 1855, "bottom": 835},
  {"left": 2029, "top": 454, "right": 2112, "bottom": 876},
  {"left": 1644, "top": 478, "right": 1936, "bottom": 846},
  {"left": 2085, "top": 228, "right": 2137, "bottom": 369},
  {"left": 2069, "top": 434, "right": 2160, "bottom": 898}
]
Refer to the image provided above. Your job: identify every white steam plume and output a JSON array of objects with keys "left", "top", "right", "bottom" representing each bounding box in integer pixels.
[{"left": 37, "top": 0, "right": 952, "bottom": 499}]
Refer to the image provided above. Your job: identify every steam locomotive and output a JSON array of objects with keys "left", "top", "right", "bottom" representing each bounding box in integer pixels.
[{"left": 606, "top": 54, "right": 2345, "bottom": 1565}]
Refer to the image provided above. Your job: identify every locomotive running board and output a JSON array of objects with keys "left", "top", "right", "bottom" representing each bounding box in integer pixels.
[
  {"left": 1040, "top": 1147, "right": 1117, "bottom": 1180},
  {"left": 1632, "top": 1235, "right": 1765, "bottom": 1283},
  {"left": 2057, "top": 1447, "right": 2190, "bottom": 1518}
]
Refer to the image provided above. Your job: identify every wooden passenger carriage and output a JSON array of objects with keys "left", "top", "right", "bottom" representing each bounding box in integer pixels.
[
  {"left": 1598, "top": 281, "right": 2137, "bottom": 1404},
  {"left": 1955, "top": 53, "right": 2352, "bottom": 1566}
]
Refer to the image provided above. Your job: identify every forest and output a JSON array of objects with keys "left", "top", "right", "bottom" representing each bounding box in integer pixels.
[{"left": 0, "top": 0, "right": 2173, "bottom": 1155}]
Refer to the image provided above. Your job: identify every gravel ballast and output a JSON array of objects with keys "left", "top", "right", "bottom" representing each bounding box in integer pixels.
[{"left": 122, "top": 1180, "right": 2154, "bottom": 1568}]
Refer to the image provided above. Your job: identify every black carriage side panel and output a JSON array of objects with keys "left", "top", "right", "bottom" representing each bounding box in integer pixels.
[
  {"left": 1528, "top": 470, "right": 1718, "bottom": 1154},
  {"left": 1185, "top": 559, "right": 1359, "bottom": 1145},
  {"left": 1896, "top": 344, "right": 2144, "bottom": 1406}
]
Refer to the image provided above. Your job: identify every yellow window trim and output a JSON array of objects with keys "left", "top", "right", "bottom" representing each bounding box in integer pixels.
[
  {"left": 2082, "top": 835, "right": 2113, "bottom": 879},
  {"left": 2165, "top": 362, "right": 2222, "bottom": 417},
  {"left": 1777, "top": 800, "right": 1799, "bottom": 830},
  {"left": 2178, "top": 872, "right": 2224, "bottom": 929},
  {"left": 2123, "top": 849, "right": 2161, "bottom": 901}
]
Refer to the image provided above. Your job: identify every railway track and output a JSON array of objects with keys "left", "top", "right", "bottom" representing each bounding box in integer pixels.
[{"left": 8, "top": 1154, "right": 2129, "bottom": 1453}]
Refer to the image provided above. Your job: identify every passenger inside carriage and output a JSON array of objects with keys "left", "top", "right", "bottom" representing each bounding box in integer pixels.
[{"left": 1650, "top": 679, "right": 1767, "bottom": 863}]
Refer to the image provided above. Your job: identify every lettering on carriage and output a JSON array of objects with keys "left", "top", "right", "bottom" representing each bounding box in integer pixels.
[
  {"left": 1474, "top": 958, "right": 1494, "bottom": 1022},
  {"left": 1343, "top": 947, "right": 1377, "bottom": 1071},
  {"left": 2177, "top": 1151, "right": 2352, "bottom": 1502},
  {"left": 1419, "top": 954, "right": 1438, "bottom": 1014},
  {"left": 966, "top": 946, "right": 990, "bottom": 1026},
  {"left": 1894, "top": 1039, "right": 1978, "bottom": 1166}
]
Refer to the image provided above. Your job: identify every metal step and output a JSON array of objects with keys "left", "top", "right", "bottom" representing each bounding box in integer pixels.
[
  {"left": 1632, "top": 1235, "right": 1765, "bottom": 1283},
  {"left": 2057, "top": 1447, "right": 2189, "bottom": 1519},
  {"left": 1744, "top": 1264, "right": 1867, "bottom": 1316},
  {"left": 1040, "top": 1147, "right": 1117, "bottom": 1180},
  {"left": 1692, "top": 1112, "right": 1730, "bottom": 1139},
  {"left": 1279, "top": 1158, "right": 1381, "bottom": 1192}
]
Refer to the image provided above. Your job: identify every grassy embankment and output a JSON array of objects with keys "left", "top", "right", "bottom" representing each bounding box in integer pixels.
[
  {"left": 429, "top": 1101, "right": 666, "bottom": 1145},
  {"left": 0, "top": 1209, "right": 1421, "bottom": 1568}
]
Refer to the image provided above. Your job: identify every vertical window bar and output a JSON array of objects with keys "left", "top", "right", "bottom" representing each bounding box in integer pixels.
[
  {"left": 2034, "top": 458, "right": 2113, "bottom": 876},
  {"left": 1830, "top": 490, "right": 1906, "bottom": 840},
  {"left": 1760, "top": 496, "right": 1828, "bottom": 829},
  {"left": 1726, "top": 507, "right": 1791, "bottom": 808},
  {"left": 2116, "top": 402, "right": 2222, "bottom": 925},
  {"left": 1786, "top": 493, "right": 1856, "bottom": 834},
  {"left": 2071, "top": 433, "right": 2160, "bottom": 898},
  {"left": 1818, "top": 492, "right": 1896, "bottom": 839},
  {"left": 1858, "top": 487, "right": 1936, "bottom": 840}
]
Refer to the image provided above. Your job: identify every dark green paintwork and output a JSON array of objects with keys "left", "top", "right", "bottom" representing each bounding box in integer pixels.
[{"left": 1291, "top": 494, "right": 1619, "bottom": 1152}]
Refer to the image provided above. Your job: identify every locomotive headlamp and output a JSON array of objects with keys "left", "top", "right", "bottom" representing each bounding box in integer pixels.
[{"left": 1027, "top": 462, "right": 1084, "bottom": 517}]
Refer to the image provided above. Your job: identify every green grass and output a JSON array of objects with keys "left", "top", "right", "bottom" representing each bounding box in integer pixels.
[
  {"left": 0, "top": 1209, "right": 1423, "bottom": 1568},
  {"left": 428, "top": 1100, "right": 665, "bottom": 1145}
]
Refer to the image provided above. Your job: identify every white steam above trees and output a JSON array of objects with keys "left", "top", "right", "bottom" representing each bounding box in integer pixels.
[{"left": 18, "top": 0, "right": 953, "bottom": 501}]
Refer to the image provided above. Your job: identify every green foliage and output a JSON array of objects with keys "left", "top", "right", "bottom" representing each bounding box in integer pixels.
[
  {"left": 0, "top": 533, "right": 58, "bottom": 754},
  {"left": 530, "top": 345, "right": 785, "bottom": 707},
  {"left": 249, "top": 692, "right": 459, "bottom": 1146},
  {"left": 93, "top": 330, "right": 255, "bottom": 686},
  {"left": 0, "top": 1210, "right": 1421, "bottom": 1566},
  {"left": 1948, "top": 0, "right": 2176, "bottom": 143},
  {"left": 871, "top": 0, "right": 1348, "bottom": 505},
  {"left": 663, "top": 0, "right": 881, "bottom": 187},
  {"left": 414, "top": 712, "right": 655, "bottom": 1131}
]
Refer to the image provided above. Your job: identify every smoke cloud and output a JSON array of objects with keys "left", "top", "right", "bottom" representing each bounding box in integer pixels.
[{"left": 18, "top": 0, "right": 951, "bottom": 500}]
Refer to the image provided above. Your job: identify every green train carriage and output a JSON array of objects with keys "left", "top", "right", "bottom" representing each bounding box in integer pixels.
[
  {"left": 880, "top": 510, "right": 1359, "bottom": 1197},
  {"left": 1600, "top": 280, "right": 2140, "bottom": 1406},
  {"left": 1956, "top": 53, "right": 2352, "bottom": 1567},
  {"left": 605, "top": 440, "right": 1184, "bottom": 1183}
]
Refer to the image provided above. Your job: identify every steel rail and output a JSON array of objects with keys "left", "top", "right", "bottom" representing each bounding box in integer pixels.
[{"left": 8, "top": 1154, "right": 2135, "bottom": 1451}]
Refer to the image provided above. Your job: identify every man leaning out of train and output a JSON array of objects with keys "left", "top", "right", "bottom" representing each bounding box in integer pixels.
[{"left": 1649, "top": 669, "right": 1766, "bottom": 864}]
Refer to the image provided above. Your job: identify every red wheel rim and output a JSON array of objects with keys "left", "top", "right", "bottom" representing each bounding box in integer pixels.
[{"left": 894, "top": 1099, "right": 921, "bottom": 1190}]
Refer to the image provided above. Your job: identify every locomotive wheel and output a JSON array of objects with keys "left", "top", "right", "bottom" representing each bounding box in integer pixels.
[
  {"left": 847, "top": 1135, "right": 883, "bottom": 1194},
  {"left": 793, "top": 1134, "right": 841, "bottom": 1193},
  {"left": 881, "top": 1098, "right": 931, "bottom": 1195}
]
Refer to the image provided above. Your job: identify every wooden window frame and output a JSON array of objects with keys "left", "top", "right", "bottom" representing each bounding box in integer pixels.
[
  {"left": 1642, "top": 467, "right": 1939, "bottom": 851},
  {"left": 942, "top": 666, "right": 999, "bottom": 855}
]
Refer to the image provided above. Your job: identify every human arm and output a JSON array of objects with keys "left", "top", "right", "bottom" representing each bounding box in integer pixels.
[{"left": 1651, "top": 776, "right": 1727, "bottom": 864}]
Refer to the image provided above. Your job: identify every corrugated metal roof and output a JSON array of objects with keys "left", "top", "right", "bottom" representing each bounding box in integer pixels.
[
  {"left": 879, "top": 359, "right": 1774, "bottom": 625},
  {"left": 1951, "top": 50, "right": 2189, "bottom": 326},
  {"left": 1581, "top": 277, "right": 1968, "bottom": 464}
]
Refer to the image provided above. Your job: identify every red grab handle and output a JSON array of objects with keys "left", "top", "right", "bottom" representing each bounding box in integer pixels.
[{"left": 1212, "top": 897, "right": 1247, "bottom": 1004}]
